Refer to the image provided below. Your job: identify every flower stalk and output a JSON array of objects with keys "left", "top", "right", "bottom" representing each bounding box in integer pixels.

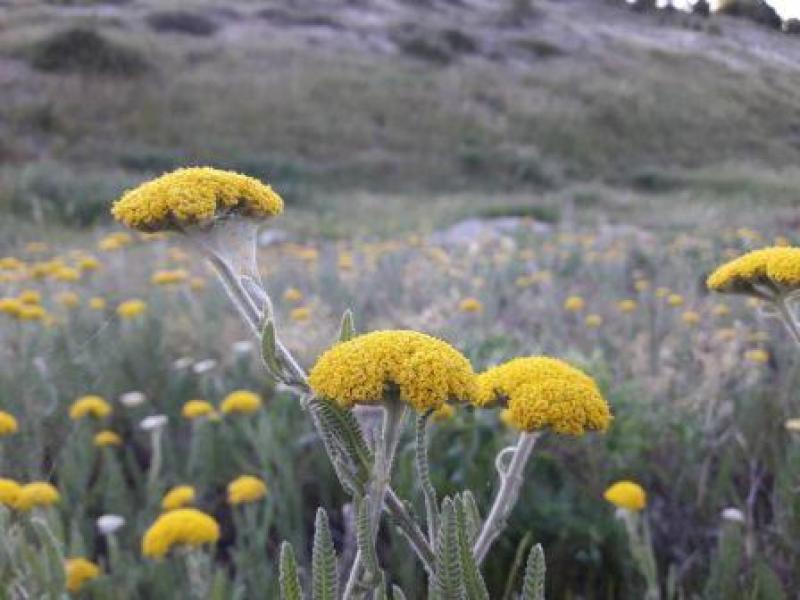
[{"left": 473, "top": 432, "right": 540, "bottom": 565}]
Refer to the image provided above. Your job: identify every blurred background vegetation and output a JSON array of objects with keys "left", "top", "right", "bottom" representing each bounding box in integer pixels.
[{"left": 2, "top": 0, "right": 800, "bottom": 598}]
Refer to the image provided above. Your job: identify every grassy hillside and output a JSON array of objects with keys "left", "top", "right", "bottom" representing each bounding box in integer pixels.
[{"left": 2, "top": 0, "right": 800, "bottom": 237}]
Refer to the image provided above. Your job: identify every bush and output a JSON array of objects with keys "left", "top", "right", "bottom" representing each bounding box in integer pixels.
[{"left": 30, "top": 28, "right": 148, "bottom": 76}]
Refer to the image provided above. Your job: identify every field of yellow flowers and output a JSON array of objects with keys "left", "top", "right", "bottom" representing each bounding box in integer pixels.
[{"left": 0, "top": 169, "right": 799, "bottom": 598}]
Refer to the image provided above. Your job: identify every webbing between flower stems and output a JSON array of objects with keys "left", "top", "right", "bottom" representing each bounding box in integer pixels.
[
  {"left": 205, "top": 247, "right": 435, "bottom": 571},
  {"left": 472, "top": 432, "right": 540, "bottom": 566}
]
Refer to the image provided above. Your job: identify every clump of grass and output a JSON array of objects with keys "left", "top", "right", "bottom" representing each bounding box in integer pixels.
[
  {"left": 29, "top": 28, "right": 148, "bottom": 76},
  {"left": 145, "top": 11, "right": 219, "bottom": 37}
]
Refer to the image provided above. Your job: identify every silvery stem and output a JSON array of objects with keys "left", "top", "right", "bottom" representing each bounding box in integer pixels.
[{"left": 472, "top": 432, "right": 540, "bottom": 566}]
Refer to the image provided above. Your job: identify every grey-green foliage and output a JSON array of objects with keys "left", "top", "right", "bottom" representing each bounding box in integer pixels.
[
  {"left": 355, "top": 495, "right": 380, "bottom": 582},
  {"left": 0, "top": 509, "right": 67, "bottom": 597},
  {"left": 415, "top": 412, "right": 439, "bottom": 546},
  {"left": 454, "top": 495, "right": 489, "bottom": 600},
  {"left": 521, "top": 543, "right": 546, "bottom": 600},
  {"left": 279, "top": 542, "right": 303, "bottom": 600},
  {"left": 309, "top": 398, "right": 372, "bottom": 495},
  {"left": 433, "top": 497, "right": 466, "bottom": 600},
  {"left": 312, "top": 508, "right": 339, "bottom": 600}
]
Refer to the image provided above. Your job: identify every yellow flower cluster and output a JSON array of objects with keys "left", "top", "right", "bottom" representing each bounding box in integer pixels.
[
  {"left": 0, "top": 478, "right": 21, "bottom": 507},
  {"left": 182, "top": 399, "right": 215, "bottom": 420},
  {"left": 563, "top": 296, "right": 585, "bottom": 312},
  {"left": 477, "top": 357, "right": 611, "bottom": 435},
  {"left": 15, "top": 481, "right": 60, "bottom": 511},
  {"left": 0, "top": 411, "right": 18, "bottom": 436},
  {"left": 112, "top": 167, "right": 284, "bottom": 232},
  {"left": 70, "top": 395, "right": 112, "bottom": 420},
  {"left": 604, "top": 480, "right": 646, "bottom": 511},
  {"left": 162, "top": 485, "right": 196, "bottom": 511},
  {"left": 141, "top": 508, "right": 220, "bottom": 558},
  {"left": 290, "top": 306, "right": 311, "bottom": 322},
  {"left": 151, "top": 269, "right": 189, "bottom": 285},
  {"left": 283, "top": 287, "right": 304, "bottom": 303},
  {"left": 117, "top": 299, "right": 147, "bottom": 319},
  {"left": 308, "top": 330, "right": 477, "bottom": 411},
  {"left": 458, "top": 297, "right": 484, "bottom": 313},
  {"left": 227, "top": 475, "right": 268, "bottom": 505},
  {"left": 707, "top": 247, "right": 800, "bottom": 294},
  {"left": 65, "top": 557, "right": 101, "bottom": 592},
  {"left": 220, "top": 390, "right": 262, "bottom": 415},
  {"left": 94, "top": 431, "right": 122, "bottom": 447}
]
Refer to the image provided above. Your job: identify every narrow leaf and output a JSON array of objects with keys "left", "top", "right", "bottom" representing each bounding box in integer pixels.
[
  {"left": 279, "top": 541, "right": 303, "bottom": 600},
  {"left": 434, "top": 498, "right": 466, "bottom": 600},
  {"left": 356, "top": 496, "right": 381, "bottom": 580},
  {"left": 312, "top": 508, "right": 339, "bottom": 600},
  {"left": 338, "top": 310, "right": 356, "bottom": 342},
  {"left": 260, "top": 320, "right": 284, "bottom": 380},
  {"left": 454, "top": 496, "right": 489, "bottom": 600},
  {"left": 521, "top": 543, "right": 546, "bottom": 600}
]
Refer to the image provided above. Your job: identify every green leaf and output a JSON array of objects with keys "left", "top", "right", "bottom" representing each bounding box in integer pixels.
[
  {"left": 521, "top": 543, "right": 545, "bottom": 600},
  {"left": 454, "top": 495, "right": 489, "bottom": 600},
  {"left": 338, "top": 309, "right": 356, "bottom": 342},
  {"left": 356, "top": 496, "right": 381, "bottom": 581},
  {"left": 312, "top": 508, "right": 339, "bottom": 600},
  {"left": 434, "top": 498, "right": 466, "bottom": 600},
  {"left": 279, "top": 541, "right": 303, "bottom": 600},
  {"left": 260, "top": 320, "right": 284, "bottom": 380},
  {"left": 461, "top": 491, "right": 482, "bottom": 546}
]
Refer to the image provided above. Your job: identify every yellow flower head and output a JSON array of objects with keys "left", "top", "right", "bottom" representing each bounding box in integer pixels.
[
  {"left": 94, "top": 431, "right": 122, "bottom": 447},
  {"left": 477, "top": 357, "right": 611, "bottom": 435},
  {"left": 308, "top": 330, "right": 477, "bottom": 411},
  {"left": 53, "top": 266, "right": 80, "bottom": 282},
  {"left": 707, "top": 247, "right": 800, "bottom": 295},
  {"left": 89, "top": 297, "right": 107, "bottom": 310},
  {"left": 563, "top": 296, "right": 585, "bottom": 312},
  {"left": 290, "top": 306, "right": 311, "bottom": 322},
  {"left": 220, "top": 390, "right": 262, "bottom": 415},
  {"left": 585, "top": 314, "right": 603, "bottom": 328},
  {"left": 65, "top": 558, "right": 100, "bottom": 593},
  {"left": 745, "top": 348, "right": 769, "bottom": 364},
  {"left": 227, "top": 475, "right": 268, "bottom": 505},
  {"left": 283, "top": 288, "right": 304, "bottom": 303},
  {"left": 617, "top": 299, "right": 637, "bottom": 314},
  {"left": 151, "top": 269, "right": 189, "bottom": 286},
  {"left": 182, "top": 400, "right": 215, "bottom": 420},
  {"left": 604, "top": 480, "right": 646, "bottom": 511},
  {"left": 681, "top": 310, "right": 701, "bottom": 326},
  {"left": 712, "top": 303, "right": 731, "bottom": 317},
  {"left": 117, "top": 299, "right": 147, "bottom": 319},
  {"left": 0, "top": 478, "right": 22, "bottom": 508},
  {"left": 141, "top": 508, "right": 220, "bottom": 558},
  {"left": 0, "top": 411, "right": 18, "bottom": 436},
  {"left": 112, "top": 167, "right": 284, "bottom": 232},
  {"left": 459, "top": 297, "right": 484, "bottom": 313},
  {"left": 0, "top": 298, "right": 23, "bottom": 317},
  {"left": 162, "top": 485, "right": 196, "bottom": 511},
  {"left": 666, "top": 294, "right": 684, "bottom": 307},
  {"left": 16, "top": 482, "right": 60, "bottom": 511},
  {"left": 17, "top": 290, "right": 41, "bottom": 305},
  {"left": 56, "top": 291, "right": 80, "bottom": 309},
  {"left": 77, "top": 255, "right": 102, "bottom": 272},
  {"left": 70, "top": 395, "right": 112, "bottom": 420}
]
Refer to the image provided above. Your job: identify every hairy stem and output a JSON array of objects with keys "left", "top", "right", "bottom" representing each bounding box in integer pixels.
[
  {"left": 205, "top": 248, "right": 435, "bottom": 570},
  {"left": 415, "top": 412, "right": 439, "bottom": 551},
  {"left": 472, "top": 432, "right": 539, "bottom": 566}
]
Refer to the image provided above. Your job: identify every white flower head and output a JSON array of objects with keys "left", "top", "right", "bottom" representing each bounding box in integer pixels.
[
  {"left": 119, "top": 391, "right": 146, "bottom": 408},
  {"left": 193, "top": 359, "right": 218, "bottom": 374},
  {"left": 172, "top": 357, "right": 194, "bottom": 370},
  {"left": 232, "top": 340, "right": 254, "bottom": 355},
  {"left": 140, "top": 414, "right": 168, "bottom": 432},
  {"left": 97, "top": 514, "right": 125, "bottom": 535},
  {"left": 721, "top": 507, "right": 745, "bottom": 524}
]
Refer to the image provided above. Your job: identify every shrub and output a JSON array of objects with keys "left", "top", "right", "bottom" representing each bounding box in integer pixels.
[{"left": 29, "top": 28, "right": 148, "bottom": 76}]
